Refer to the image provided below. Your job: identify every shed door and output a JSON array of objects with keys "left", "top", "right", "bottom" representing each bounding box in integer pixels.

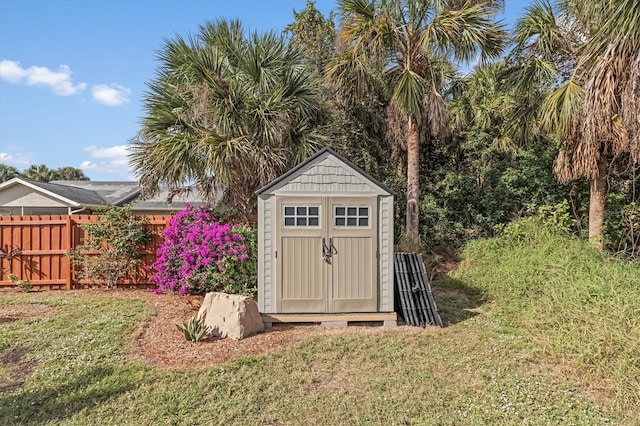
[
  {"left": 328, "top": 197, "right": 377, "bottom": 312},
  {"left": 276, "top": 196, "right": 377, "bottom": 313},
  {"left": 277, "top": 197, "right": 326, "bottom": 313}
]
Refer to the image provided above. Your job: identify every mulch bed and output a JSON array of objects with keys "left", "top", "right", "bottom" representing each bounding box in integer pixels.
[{"left": 1, "top": 288, "right": 433, "bottom": 369}]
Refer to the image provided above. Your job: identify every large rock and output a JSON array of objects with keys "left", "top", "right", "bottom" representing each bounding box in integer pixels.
[{"left": 197, "top": 292, "right": 264, "bottom": 340}]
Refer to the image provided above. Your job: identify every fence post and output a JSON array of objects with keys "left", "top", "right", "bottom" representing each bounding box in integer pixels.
[{"left": 64, "top": 215, "right": 73, "bottom": 289}]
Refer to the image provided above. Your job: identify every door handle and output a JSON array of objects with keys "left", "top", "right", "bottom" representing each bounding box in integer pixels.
[
  {"left": 329, "top": 238, "right": 337, "bottom": 255},
  {"left": 322, "top": 238, "right": 332, "bottom": 264}
]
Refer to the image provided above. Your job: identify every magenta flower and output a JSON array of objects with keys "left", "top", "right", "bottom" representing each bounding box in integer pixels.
[{"left": 149, "top": 205, "right": 257, "bottom": 296}]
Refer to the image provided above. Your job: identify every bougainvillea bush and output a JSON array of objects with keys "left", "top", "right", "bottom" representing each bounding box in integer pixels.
[{"left": 150, "top": 206, "right": 257, "bottom": 296}]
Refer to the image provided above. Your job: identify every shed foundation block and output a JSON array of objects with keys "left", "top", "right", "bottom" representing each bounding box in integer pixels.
[{"left": 321, "top": 321, "right": 348, "bottom": 328}]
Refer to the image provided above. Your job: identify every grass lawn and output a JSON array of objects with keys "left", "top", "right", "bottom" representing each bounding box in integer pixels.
[{"left": 1, "top": 220, "right": 638, "bottom": 425}]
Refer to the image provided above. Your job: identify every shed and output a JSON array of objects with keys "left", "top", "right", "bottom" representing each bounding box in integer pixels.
[{"left": 257, "top": 147, "right": 396, "bottom": 325}]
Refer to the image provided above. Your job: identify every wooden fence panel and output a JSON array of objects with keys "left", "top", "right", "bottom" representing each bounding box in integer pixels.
[
  {"left": 135, "top": 216, "right": 172, "bottom": 285},
  {"left": 0, "top": 215, "right": 172, "bottom": 290}
]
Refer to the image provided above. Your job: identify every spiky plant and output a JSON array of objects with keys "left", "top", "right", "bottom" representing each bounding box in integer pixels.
[{"left": 176, "top": 315, "right": 211, "bottom": 342}]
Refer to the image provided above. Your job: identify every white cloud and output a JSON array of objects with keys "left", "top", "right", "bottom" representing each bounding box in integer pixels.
[
  {"left": 91, "top": 83, "right": 131, "bottom": 106},
  {"left": 0, "top": 152, "right": 31, "bottom": 167},
  {"left": 81, "top": 145, "right": 134, "bottom": 180},
  {"left": 0, "top": 60, "right": 25, "bottom": 82},
  {"left": 83, "top": 145, "right": 130, "bottom": 159},
  {"left": 1, "top": 59, "right": 131, "bottom": 106},
  {"left": 0, "top": 59, "right": 86, "bottom": 95}
]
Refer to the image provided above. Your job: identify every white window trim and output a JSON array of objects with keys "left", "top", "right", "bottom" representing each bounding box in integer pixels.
[
  {"left": 282, "top": 204, "right": 322, "bottom": 228},
  {"left": 333, "top": 205, "right": 371, "bottom": 229}
]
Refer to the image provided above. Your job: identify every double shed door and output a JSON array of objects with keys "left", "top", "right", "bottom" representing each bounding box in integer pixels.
[{"left": 276, "top": 196, "right": 378, "bottom": 313}]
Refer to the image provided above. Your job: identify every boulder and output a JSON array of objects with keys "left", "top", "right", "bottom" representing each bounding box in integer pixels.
[{"left": 197, "top": 292, "right": 264, "bottom": 340}]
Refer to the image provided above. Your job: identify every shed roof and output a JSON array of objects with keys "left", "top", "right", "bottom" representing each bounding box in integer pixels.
[{"left": 256, "top": 147, "right": 395, "bottom": 196}]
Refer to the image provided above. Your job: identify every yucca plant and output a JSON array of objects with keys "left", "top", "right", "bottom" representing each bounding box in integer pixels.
[{"left": 176, "top": 315, "right": 211, "bottom": 342}]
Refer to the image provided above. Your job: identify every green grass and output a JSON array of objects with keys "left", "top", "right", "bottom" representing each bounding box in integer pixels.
[
  {"left": 1, "top": 221, "right": 638, "bottom": 424},
  {"left": 446, "top": 217, "right": 640, "bottom": 419}
]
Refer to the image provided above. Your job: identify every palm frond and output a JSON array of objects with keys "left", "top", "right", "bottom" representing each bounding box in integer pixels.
[
  {"left": 392, "top": 69, "right": 427, "bottom": 120},
  {"left": 513, "top": 0, "right": 563, "bottom": 57},
  {"left": 579, "top": 0, "right": 640, "bottom": 163},
  {"left": 325, "top": 50, "right": 383, "bottom": 105},
  {"left": 540, "top": 78, "right": 583, "bottom": 137},
  {"left": 425, "top": 2, "right": 506, "bottom": 64}
]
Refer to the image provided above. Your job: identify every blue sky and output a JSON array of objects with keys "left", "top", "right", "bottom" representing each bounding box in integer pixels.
[{"left": 0, "top": 0, "right": 532, "bottom": 181}]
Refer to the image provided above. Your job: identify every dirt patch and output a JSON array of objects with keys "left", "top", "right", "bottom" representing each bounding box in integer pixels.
[
  {"left": 0, "top": 288, "right": 434, "bottom": 369},
  {"left": 0, "top": 303, "right": 54, "bottom": 324},
  {"left": 0, "top": 347, "right": 38, "bottom": 390}
]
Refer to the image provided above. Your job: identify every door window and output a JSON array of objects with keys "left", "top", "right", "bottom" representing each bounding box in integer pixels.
[
  {"left": 283, "top": 205, "right": 320, "bottom": 227},
  {"left": 334, "top": 205, "right": 370, "bottom": 228}
]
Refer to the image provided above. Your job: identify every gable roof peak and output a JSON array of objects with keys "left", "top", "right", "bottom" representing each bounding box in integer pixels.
[{"left": 256, "top": 146, "right": 394, "bottom": 195}]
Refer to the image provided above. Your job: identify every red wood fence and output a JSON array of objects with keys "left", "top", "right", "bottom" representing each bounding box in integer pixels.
[{"left": 0, "top": 215, "right": 172, "bottom": 290}]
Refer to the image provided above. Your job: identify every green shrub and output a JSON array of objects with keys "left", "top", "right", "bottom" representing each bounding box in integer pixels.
[
  {"left": 417, "top": 143, "right": 582, "bottom": 249},
  {"left": 68, "top": 205, "right": 152, "bottom": 288},
  {"left": 8, "top": 273, "right": 32, "bottom": 292},
  {"left": 493, "top": 201, "right": 580, "bottom": 243}
]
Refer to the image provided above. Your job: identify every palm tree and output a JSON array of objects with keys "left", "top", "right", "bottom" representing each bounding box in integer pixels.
[
  {"left": 511, "top": 0, "right": 640, "bottom": 249},
  {"left": 22, "top": 164, "right": 57, "bottom": 182},
  {"left": 449, "top": 61, "right": 514, "bottom": 148},
  {"left": 55, "top": 166, "right": 89, "bottom": 181},
  {"left": 129, "top": 19, "right": 325, "bottom": 217},
  {"left": 327, "top": 0, "right": 506, "bottom": 242},
  {"left": 0, "top": 164, "right": 20, "bottom": 183}
]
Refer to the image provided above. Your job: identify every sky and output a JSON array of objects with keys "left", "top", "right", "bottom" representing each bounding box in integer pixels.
[{"left": 0, "top": 0, "right": 533, "bottom": 182}]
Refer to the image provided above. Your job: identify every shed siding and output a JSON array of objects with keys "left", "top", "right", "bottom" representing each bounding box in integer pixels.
[
  {"left": 379, "top": 195, "right": 394, "bottom": 312},
  {"left": 258, "top": 196, "right": 274, "bottom": 313},
  {"left": 263, "top": 197, "right": 273, "bottom": 312},
  {"left": 278, "top": 157, "right": 379, "bottom": 194}
]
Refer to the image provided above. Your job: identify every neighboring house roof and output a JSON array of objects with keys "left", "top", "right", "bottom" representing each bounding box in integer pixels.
[
  {"left": 0, "top": 178, "right": 210, "bottom": 213},
  {"left": 256, "top": 146, "right": 396, "bottom": 196},
  {"left": 51, "top": 181, "right": 141, "bottom": 206},
  {"left": 128, "top": 187, "right": 207, "bottom": 211},
  {"left": 0, "top": 178, "right": 108, "bottom": 208}
]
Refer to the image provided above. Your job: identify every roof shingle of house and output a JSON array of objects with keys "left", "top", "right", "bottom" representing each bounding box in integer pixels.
[
  {"left": 0, "top": 178, "right": 212, "bottom": 214},
  {"left": 28, "top": 180, "right": 109, "bottom": 206},
  {"left": 51, "top": 181, "right": 140, "bottom": 206}
]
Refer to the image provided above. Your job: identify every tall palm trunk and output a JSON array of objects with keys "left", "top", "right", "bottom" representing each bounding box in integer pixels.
[
  {"left": 588, "top": 157, "right": 607, "bottom": 250},
  {"left": 406, "top": 117, "right": 420, "bottom": 241}
]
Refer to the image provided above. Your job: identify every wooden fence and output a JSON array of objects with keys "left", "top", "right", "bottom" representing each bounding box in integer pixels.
[{"left": 0, "top": 215, "right": 172, "bottom": 290}]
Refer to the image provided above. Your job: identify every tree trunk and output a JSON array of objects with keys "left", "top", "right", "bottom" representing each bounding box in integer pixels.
[
  {"left": 406, "top": 118, "right": 420, "bottom": 241},
  {"left": 588, "top": 157, "right": 607, "bottom": 250}
]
